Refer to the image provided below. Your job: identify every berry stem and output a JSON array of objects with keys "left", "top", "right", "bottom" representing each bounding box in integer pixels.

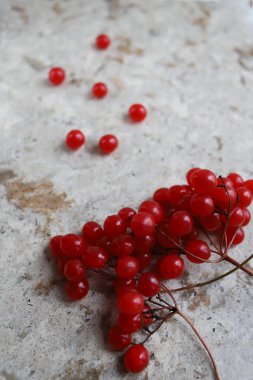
[{"left": 224, "top": 254, "right": 253, "bottom": 276}]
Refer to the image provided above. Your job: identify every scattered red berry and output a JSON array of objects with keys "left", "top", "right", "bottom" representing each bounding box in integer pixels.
[
  {"left": 64, "top": 259, "right": 85, "bottom": 281},
  {"left": 60, "top": 234, "right": 87, "bottom": 258},
  {"left": 66, "top": 130, "right": 85, "bottom": 150},
  {"left": 99, "top": 134, "right": 118, "bottom": 154},
  {"left": 92, "top": 82, "right": 108, "bottom": 98},
  {"left": 96, "top": 34, "right": 111, "bottom": 49},
  {"left": 65, "top": 279, "right": 89, "bottom": 301},
  {"left": 128, "top": 104, "right": 147, "bottom": 123},
  {"left": 48, "top": 67, "right": 65, "bottom": 86},
  {"left": 124, "top": 344, "right": 150, "bottom": 373}
]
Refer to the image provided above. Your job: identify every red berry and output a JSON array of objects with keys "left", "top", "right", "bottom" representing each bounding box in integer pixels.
[
  {"left": 169, "top": 185, "right": 192, "bottom": 208},
  {"left": 138, "top": 272, "right": 161, "bottom": 297},
  {"left": 131, "top": 212, "right": 156, "bottom": 237},
  {"left": 64, "top": 259, "right": 85, "bottom": 281},
  {"left": 237, "top": 186, "right": 252, "bottom": 208},
  {"left": 191, "top": 169, "right": 217, "bottom": 194},
  {"left": 118, "top": 207, "right": 136, "bottom": 227},
  {"left": 66, "top": 130, "right": 85, "bottom": 150},
  {"left": 83, "top": 246, "right": 108, "bottom": 268},
  {"left": 135, "top": 251, "right": 152, "bottom": 271},
  {"left": 190, "top": 194, "right": 214, "bottom": 217},
  {"left": 153, "top": 187, "right": 170, "bottom": 203},
  {"left": 117, "top": 313, "right": 142, "bottom": 333},
  {"left": 103, "top": 215, "right": 126, "bottom": 239},
  {"left": 223, "top": 207, "right": 245, "bottom": 227},
  {"left": 110, "top": 235, "right": 135, "bottom": 257},
  {"left": 139, "top": 200, "right": 164, "bottom": 223},
  {"left": 108, "top": 325, "right": 131, "bottom": 350},
  {"left": 92, "top": 82, "right": 108, "bottom": 98},
  {"left": 49, "top": 235, "right": 64, "bottom": 257},
  {"left": 48, "top": 67, "right": 65, "bottom": 86},
  {"left": 134, "top": 234, "right": 154, "bottom": 253},
  {"left": 96, "top": 34, "right": 111, "bottom": 49},
  {"left": 128, "top": 104, "right": 147, "bottom": 123},
  {"left": 242, "top": 208, "right": 251, "bottom": 226},
  {"left": 199, "top": 213, "right": 221, "bottom": 232},
  {"left": 185, "top": 240, "right": 211, "bottom": 264},
  {"left": 227, "top": 173, "right": 244, "bottom": 188},
  {"left": 178, "top": 194, "right": 192, "bottom": 212},
  {"left": 116, "top": 256, "right": 139, "bottom": 280},
  {"left": 217, "top": 177, "right": 234, "bottom": 189},
  {"left": 65, "top": 279, "right": 89, "bottom": 301},
  {"left": 155, "top": 223, "right": 179, "bottom": 248},
  {"left": 158, "top": 254, "right": 184, "bottom": 279},
  {"left": 142, "top": 305, "right": 154, "bottom": 326},
  {"left": 212, "top": 186, "right": 237, "bottom": 210},
  {"left": 114, "top": 278, "right": 136, "bottom": 295},
  {"left": 60, "top": 234, "right": 87, "bottom": 258},
  {"left": 99, "top": 134, "right": 118, "bottom": 154},
  {"left": 81, "top": 221, "right": 104, "bottom": 244},
  {"left": 168, "top": 211, "right": 193, "bottom": 236},
  {"left": 226, "top": 227, "right": 245, "bottom": 246},
  {"left": 117, "top": 290, "right": 144, "bottom": 315},
  {"left": 186, "top": 168, "right": 200, "bottom": 186},
  {"left": 124, "top": 344, "right": 150, "bottom": 373},
  {"left": 244, "top": 179, "right": 253, "bottom": 194}
]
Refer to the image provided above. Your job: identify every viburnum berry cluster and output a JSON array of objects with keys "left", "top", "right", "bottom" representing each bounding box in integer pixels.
[{"left": 49, "top": 168, "right": 253, "bottom": 378}]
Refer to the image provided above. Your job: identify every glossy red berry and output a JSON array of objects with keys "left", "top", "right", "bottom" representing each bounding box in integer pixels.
[
  {"left": 212, "top": 187, "right": 237, "bottom": 210},
  {"left": 92, "top": 82, "right": 108, "bottom": 98},
  {"left": 131, "top": 212, "right": 156, "bottom": 237},
  {"left": 114, "top": 278, "right": 136, "bottom": 295},
  {"left": 138, "top": 272, "right": 161, "bottom": 297},
  {"left": 158, "top": 254, "right": 184, "bottom": 279},
  {"left": 217, "top": 177, "right": 234, "bottom": 189},
  {"left": 116, "top": 256, "right": 139, "bottom": 279},
  {"left": 191, "top": 169, "right": 217, "bottom": 194},
  {"left": 118, "top": 207, "right": 136, "bottom": 227},
  {"left": 66, "top": 130, "right": 85, "bottom": 150},
  {"left": 237, "top": 186, "right": 252, "bottom": 208},
  {"left": 190, "top": 194, "right": 214, "bottom": 217},
  {"left": 60, "top": 234, "right": 87, "bottom": 258},
  {"left": 226, "top": 227, "right": 245, "bottom": 246},
  {"left": 124, "top": 344, "right": 150, "bottom": 373},
  {"left": 139, "top": 200, "right": 164, "bottom": 223},
  {"left": 227, "top": 173, "right": 244, "bottom": 188},
  {"left": 99, "top": 134, "right": 118, "bottom": 154},
  {"left": 224, "top": 207, "right": 245, "bottom": 227},
  {"left": 64, "top": 259, "right": 85, "bottom": 281},
  {"left": 117, "top": 313, "right": 142, "bottom": 333},
  {"left": 117, "top": 290, "right": 144, "bottom": 315},
  {"left": 142, "top": 305, "right": 154, "bottom": 326},
  {"left": 199, "top": 213, "right": 221, "bottom": 232},
  {"left": 81, "top": 221, "right": 104, "bottom": 244},
  {"left": 244, "top": 179, "right": 253, "bottom": 194},
  {"left": 96, "top": 34, "right": 111, "bottom": 49},
  {"left": 103, "top": 215, "right": 126, "bottom": 239},
  {"left": 153, "top": 187, "right": 170, "bottom": 203},
  {"left": 242, "top": 208, "right": 251, "bottom": 226},
  {"left": 83, "top": 246, "right": 108, "bottom": 268},
  {"left": 169, "top": 185, "right": 192, "bottom": 208},
  {"left": 135, "top": 251, "right": 152, "bottom": 271},
  {"left": 134, "top": 234, "right": 154, "bottom": 253},
  {"left": 128, "top": 104, "right": 147, "bottom": 123},
  {"left": 49, "top": 235, "right": 64, "bottom": 257},
  {"left": 108, "top": 325, "right": 131, "bottom": 350},
  {"left": 65, "top": 279, "right": 89, "bottom": 301},
  {"left": 110, "top": 235, "right": 135, "bottom": 257},
  {"left": 185, "top": 240, "right": 211, "bottom": 264},
  {"left": 168, "top": 211, "right": 193, "bottom": 236},
  {"left": 186, "top": 168, "right": 200, "bottom": 186},
  {"left": 48, "top": 67, "right": 65, "bottom": 86}
]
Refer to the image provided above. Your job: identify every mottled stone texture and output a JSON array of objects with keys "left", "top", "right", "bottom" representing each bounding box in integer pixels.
[{"left": 0, "top": 1, "right": 253, "bottom": 379}]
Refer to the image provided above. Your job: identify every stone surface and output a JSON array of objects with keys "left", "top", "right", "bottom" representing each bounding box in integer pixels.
[{"left": 0, "top": 1, "right": 253, "bottom": 379}]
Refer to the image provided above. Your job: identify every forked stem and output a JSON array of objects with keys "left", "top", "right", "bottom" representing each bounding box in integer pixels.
[{"left": 224, "top": 255, "right": 253, "bottom": 276}]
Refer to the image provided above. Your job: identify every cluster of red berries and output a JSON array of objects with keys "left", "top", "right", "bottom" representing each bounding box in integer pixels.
[
  {"left": 49, "top": 168, "right": 253, "bottom": 373},
  {"left": 48, "top": 34, "right": 147, "bottom": 155}
]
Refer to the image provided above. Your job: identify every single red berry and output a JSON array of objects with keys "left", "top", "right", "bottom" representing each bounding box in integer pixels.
[
  {"left": 211, "top": 186, "right": 237, "bottom": 210},
  {"left": 158, "top": 254, "right": 184, "bottom": 279},
  {"left": 186, "top": 168, "right": 200, "bottom": 186},
  {"left": 168, "top": 211, "right": 193, "bottom": 236},
  {"left": 99, "top": 134, "right": 118, "bottom": 154},
  {"left": 48, "top": 67, "right": 65, "bottom": 86},
  {"left": 60, "top": 234, "right": 87, "bottom": 258},
  {"left": 237, "top": 186, "right": 252, "bottom": 208},
  {"left": 191, "top": 169, "right": 217, "bottom": 194},
  {"left": 108, "top": 325, "right": 131, "bottom": 350},
  {"left": 49, "top": 235, "right": 64, "bottom": 257},
  {"left": 116, "top": 256, "right": 139, "bottom": 280},
  {"left": 83, "top": 246, "right": 108, "bottom": 268},
  {"left": 66, "top": 130, "right": 85, "bottom": 150},
  {"left": 117, "top": 313, "right": 142, "bottom": 333},
  {"left": 142, "top": 305, "right": 154, "bottom": 326},
  {"left": 96, "top": 34, "right": 111, "bottom": 49},
  {"left": 56, "top": 257, "right": 69, "bottom": 275},
  {"left": 65, "top": 279, "right": 89, "bottom": 301},
  {"left": 134, "top": 234, "right": 154, "bottom": 253},
  {"left": 128, "top": 104, "right": 147, "bottom": 123},
  {"left": 138, "top": 272, "right": 161, "bottom": 297},
  {"left": 117, "top": 290, "right": 144, "bottom": 315},
  {"left": 110, "top": 235, "right": 135, "bottom": 257},
  {"left": 155, "top": 223, "right": 179, "bottom": 248},
  {"left": 185, "top": 240, "right": 211, "bottom": 264},
  {"left": 153, "top": 187, "right": 170, "bottom": 203},
  {"left": 221, "top": 207, "right": 245, "bottom": 227},
  {"left": 131, "top": 212, "right": 156, "bottom": 237},
  {"left": 124, "top": 344, "right": 150, "bottom": 373},
  {"left": 199, "top": 213, "right": 221, "bottom": 232},
  {"left": 226, "top": 227, "right": 245, "bottom": 246},
  {"left": 217, "top": 177, "right": 234, "bottom": 189},
  {"left": 190, "top": 194, "right": 214, "bottom": 217},
  {"left": 118, "top": 207, "right": 136, "bottom": 227},
  {"left": 242, "top": 208, "right": 251, "bottom": 226},
  {"left": 227, "top": 173, "right": 244, "bottom": 188},
  {"left": 92, "top": 82, "right": 108, "bottom": 98},
  {"left": 64, "top": 259, "right": 85, "bottom": 281},
  {"left": 81, "top": 221, "right": 104, "bottom": 244},
  {"left": 135, "top": 251, "right": 152, "bottom": 271},
  {"left": 169, "top": 185, "right": 192, "bottom": 208},
  {"left": 244, "top": 179, "right": 253, "bottom": 194},
  {"left": 114, "top": 278, "right": 136, "bottom": 295},
  {"left": 139, "top": 200, "right": 164, "bottom": 223},
  {"left": 104, "top": 215, "right": 126, "bottom": 239}
]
